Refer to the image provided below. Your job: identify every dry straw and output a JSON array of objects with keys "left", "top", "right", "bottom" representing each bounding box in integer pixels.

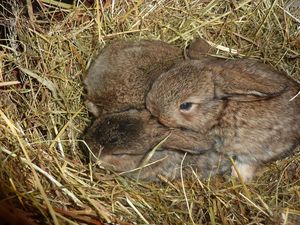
[{"left": 0, "top": 0, "right": 299, "bottom": 224}]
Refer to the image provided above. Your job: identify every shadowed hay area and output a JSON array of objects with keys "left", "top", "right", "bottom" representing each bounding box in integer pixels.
[{"left": 0, "top": 0, "right": 299, "bottom": 224}]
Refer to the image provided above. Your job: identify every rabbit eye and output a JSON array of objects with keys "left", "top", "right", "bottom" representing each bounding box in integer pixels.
[{"left": 179, "top": 102, "right": 193, "bottom": 111}]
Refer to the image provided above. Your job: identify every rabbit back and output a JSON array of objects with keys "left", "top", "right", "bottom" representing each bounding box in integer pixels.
[
  {"left": 146, "top": 58, "right": 300, "bottom": 180},
  {"left": 84, "top": 40, "right": 182, "bottom": 116}
]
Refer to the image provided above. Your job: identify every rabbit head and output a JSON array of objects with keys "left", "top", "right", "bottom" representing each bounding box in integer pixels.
[
  {"left": 146, "top": 59, "right": 300, "bottom": 181},
  {"left": 146, "top": 60, "right": 225, "bottom": 132},
  {"left": 83, "top": 109, "right": 214, "bottom": 158},
  {"left": 146, "top": 59, "right": 291, "bottom": 132},
  {"left": 83, "top": 110, "right": 166, "bottom": 157},
  {"left": 82, "top": 109, "right": 229, "bottom": 181}
]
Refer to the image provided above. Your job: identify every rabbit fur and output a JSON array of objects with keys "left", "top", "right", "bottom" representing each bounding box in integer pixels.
[
  {"left": 82, "top": 38, "right": 232, "bottom": 181},
  {"left": 146, "top": 57, "right": 300, "bottom": 181},
  {"left": 84, "top": 40, "right": 182, "bottom": 117},
  {"left": 83, "top": 109, "right": 230, "bottom": 182},
  {"left": 83, "top": 109, "right": 214, "bottom": 156}
]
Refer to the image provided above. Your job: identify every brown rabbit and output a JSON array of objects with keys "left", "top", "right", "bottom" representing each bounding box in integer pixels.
[
  {"left": 84, "top": 40, "right": 182, "bottom": 117},
  {"left": 146, "top": 58, "right": 300, "bottom": 181},
  {"left": 83, "top": 38, "right": 213, "bottom": 117},
  {"left": 82, "top": 38, "right": 231, "bottom": 181},
  {"left": 82, "top": 109, "right": 230, "bottom": 181}
]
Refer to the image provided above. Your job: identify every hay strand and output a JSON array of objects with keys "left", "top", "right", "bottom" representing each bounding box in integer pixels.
[{"left": 0, "top": 0, "right": 299, "bottom": 224}]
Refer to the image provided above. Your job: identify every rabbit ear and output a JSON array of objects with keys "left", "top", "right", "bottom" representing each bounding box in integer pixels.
[
  {"left": 185, "top": 38, "right": 212, "bottom": 60},
  {"left": 213, "top": 61, "right": 288, "bottom": 101}
]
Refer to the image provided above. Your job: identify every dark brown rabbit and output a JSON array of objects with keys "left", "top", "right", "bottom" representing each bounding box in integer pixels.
[
  {"left": 83, "top": 109, "right": 230, "bottom": 181},
  {"left": 146, "top": 58, "right": 300, "bottom": 181}
]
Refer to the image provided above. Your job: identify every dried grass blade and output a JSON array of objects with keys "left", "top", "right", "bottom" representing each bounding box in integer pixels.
[
  {"left": 239, "top": 193, "right": 270, "bottom": 217},
  {"left": 180, "top": 153, "right": 196, "bottom": 225},
  {"left": 0, "top": 110, "right": 60, "bottom": 225},
  {"left": 19, "top": 67, "right": 58, "bottom": 98},
  {"left": 126, "top": 196, "right": 149, "bottom": 224},
  {"left": 229, "top": 157, "right": 251, "bottom": 198},
  {"left": 0, "top": 146, "right": 84, "bottom": 207},
  {"left": 40, "top": 0, "right": 73, "bottom": 9},
  {"left": 0, "top": 81, "right": 20, "bottom": 87}
]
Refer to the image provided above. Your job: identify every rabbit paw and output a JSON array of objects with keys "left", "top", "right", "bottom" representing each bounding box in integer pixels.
[{"left": 231, "top": 162, "right": 256, "bottom": 182}]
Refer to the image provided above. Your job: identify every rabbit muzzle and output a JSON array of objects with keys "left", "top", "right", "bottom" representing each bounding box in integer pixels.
[{"left": 158, "top": 115, "right": 177, "bottom": 127}]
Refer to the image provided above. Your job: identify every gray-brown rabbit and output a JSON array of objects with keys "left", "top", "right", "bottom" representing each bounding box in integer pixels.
[
  {"left": 146, "top": 58, "right": 300, "bottom": 181},
  {"left": 84, "top": 40, "right": 182, "bottom": 117},
  {"left": 83, "top": 109, "right": 230, "bottom": 181},
  {"left": 83, "top": 38, "right": 213, "bottom": 117},
  {"left": 82, "top": 38, "right": 231, "bottom": 181}
]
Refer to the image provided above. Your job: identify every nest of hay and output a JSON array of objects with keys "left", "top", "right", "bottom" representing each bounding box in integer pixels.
[{"left": 0, "top": 0, "right": 299, "bottom": 224}]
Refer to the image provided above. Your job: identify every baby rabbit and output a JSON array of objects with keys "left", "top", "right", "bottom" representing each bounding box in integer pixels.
[
  {"left": 83, "top": 38, "right": 213, "bottom": 117},
  {"left": 84, "top": 40, "right": 182, "bottom": 117},
  {"left": 83, "top": 109, "right": 214, "bottom": 156},
  {"left": 146, "top": 58, "right": 300, "bottom": 181},
  {"left": 83, "top": 109, "right": 230, "bottom": 181},
  {"left": 82, "top": 38, "right": 231, "bottom": 181}
]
